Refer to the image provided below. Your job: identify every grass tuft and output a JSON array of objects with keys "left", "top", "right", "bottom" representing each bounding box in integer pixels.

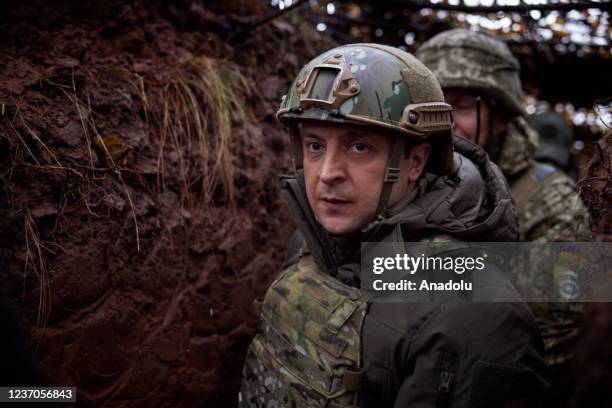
[
  {"left": 141, "top": 56, "right": 251, "bottom": 214},
  {"left": 23, "top": 210, "right": 51, "bottom": 331}
]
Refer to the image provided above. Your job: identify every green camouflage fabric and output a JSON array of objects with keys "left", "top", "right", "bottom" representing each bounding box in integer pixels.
[
  {"left": 500, "top": 118, "right": 590, "bottom": 374},
  {"left": 501, "top": 118, "right": 590, "bottom": 242},
  {"left": 416, "top": 28, "right": 525, "bottom": 116},
  {"left": 497, "top": 117, "right": 538, "bottom": 178},
  {"left": 517, "top": 167, "right": 590, "bottom": 242},
  {"left": 515, "top": 162, "right": 589, "bottom": 366},
  {"left": 276, "top": 44, "right": 454, "bottom": 176},
  {"left": 417, "top": 27, "right": 590, "bottom": 375},
  {"left": 278, "top": 43, "right": 445, "bottom": 133},
  {"left": 240, "top": 250, "right": 367, "bottom": 408}
]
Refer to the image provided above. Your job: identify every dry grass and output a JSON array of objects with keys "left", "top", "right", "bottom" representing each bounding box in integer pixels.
[
  {"left": 45, "top": 73, "right": 141, "bottom": 250},
  {"left": 3, "top": 105, "right": 71, "bottom": 331},
  {"left": 140, "top": 55, "right": 250, "bottom": 214},
  {"left": 1, "top": 70, "right": 144, "bottom": 330},
  {"left": 1, "top": 55, "right": 251, "bottom": 331},
  {"left": 23, "top": 210, "right": 51, "bottom": 331},
  {"left": 4, "top": 103, "right": 61, "bottom": 168}
]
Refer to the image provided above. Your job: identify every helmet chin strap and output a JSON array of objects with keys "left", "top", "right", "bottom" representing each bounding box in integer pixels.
[
  {"left": 289, "top": 122, "right": 404, "bottom": 235},
  {"left": 477, "top": 98, "right": 505, "bottom": 162},
  {"left": 363, "top": 134, "right": 404, "bottom": 232},
  {"left": 289, "top": 124, "right": 304, "bottom": 172},
  {"left": 474, "top": 96, "right": 502, "bottom": 161},
  {"left": 475, "top": 95, "right": 482, "bottom": 147}
]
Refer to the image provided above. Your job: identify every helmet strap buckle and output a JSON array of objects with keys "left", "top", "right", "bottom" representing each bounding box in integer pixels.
[{"left": 384, "top": 167, "right": 401, "bottom": 183}]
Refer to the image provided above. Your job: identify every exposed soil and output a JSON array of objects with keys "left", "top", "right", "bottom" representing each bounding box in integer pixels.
[
  {"left": 0, "top": 1, "right": 334, "bottom": 406},
  {"left": 2, "top": 2, "right": 608, "bottom": 407}
]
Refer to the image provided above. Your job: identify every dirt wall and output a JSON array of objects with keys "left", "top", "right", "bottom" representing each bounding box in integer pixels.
[{"left": 0, "top": 1, "right": 334, "bottom": 405}]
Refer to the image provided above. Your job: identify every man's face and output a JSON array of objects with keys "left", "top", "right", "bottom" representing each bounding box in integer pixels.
[
  {"left": 300, "top": 122, "right": 426, "bottom": 235},
  {"left": 444, "top": 88, "right": 508, "bottom": 152}
]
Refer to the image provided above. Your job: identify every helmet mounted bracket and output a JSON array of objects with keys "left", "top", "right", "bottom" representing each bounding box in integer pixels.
[{"left": 297, "top": 53, "right": 361, "bottom": 111}]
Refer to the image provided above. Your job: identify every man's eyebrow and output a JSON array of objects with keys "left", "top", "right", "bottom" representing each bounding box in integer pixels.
[{"left": 302, "top": 131, "right": 324, "bottom": 140}]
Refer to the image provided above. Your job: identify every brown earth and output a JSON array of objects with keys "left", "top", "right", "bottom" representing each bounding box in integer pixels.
[{"left": 0, "top": 1, "right": 335, "bottom": 406}]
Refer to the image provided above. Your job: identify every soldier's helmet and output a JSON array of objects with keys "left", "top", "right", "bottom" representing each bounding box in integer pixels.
[
  {"left": 529, "top": 111, "right": 574, "bottom": 169},
  {"left": 416, "top": 28, "right": 525, "bottom": 117},
  {"left": 277, "top": 43, "right": 454, "bottom": 174}
]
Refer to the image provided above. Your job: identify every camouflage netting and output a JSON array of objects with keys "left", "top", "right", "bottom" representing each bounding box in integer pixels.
[{"left": 0, "top": 0, "right": 335, "bottom": 405}]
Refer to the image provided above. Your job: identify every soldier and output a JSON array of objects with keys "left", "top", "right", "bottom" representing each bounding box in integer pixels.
[
  {"left": 240, "top": 44, "right": 549, "bottom": 407},
  {"left": 415, "top": 29, "right": 590, "bottom": 243},
  {"left": 416, "top": 28, "right": 590, "bottom": 403}
]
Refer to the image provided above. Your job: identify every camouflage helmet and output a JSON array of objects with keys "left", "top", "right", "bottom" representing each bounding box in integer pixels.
[
  {"left": 277, "top": 43, "right": 454, "bottom": 174},
  {"left": 416, "top": 29, "right": 525, "bottom": 117}
]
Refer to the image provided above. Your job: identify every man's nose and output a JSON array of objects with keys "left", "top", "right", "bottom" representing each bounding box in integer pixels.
[{"left": 318, "top": 147, "right": 346, "bottom": 185}]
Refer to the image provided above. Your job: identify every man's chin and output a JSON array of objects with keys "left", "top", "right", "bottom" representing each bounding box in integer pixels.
[{"left": 318, "top": 217, "right": 361, "bottom": 236}]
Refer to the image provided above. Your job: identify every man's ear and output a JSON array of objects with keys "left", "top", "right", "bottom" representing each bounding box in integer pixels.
[{"left": 406, "top": 143, "right": 431, "bottom": 184}]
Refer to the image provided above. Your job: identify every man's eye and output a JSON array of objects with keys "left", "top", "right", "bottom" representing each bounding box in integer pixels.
[
  {"left": 307, "top": 142, "right": 324, "bottom": 152},
  {"left": 351, "top": 142, "right": 369, "bottom": 153}
]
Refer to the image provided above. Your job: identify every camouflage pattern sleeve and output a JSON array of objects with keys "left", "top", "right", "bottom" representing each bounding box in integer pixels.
[{"left": 519, "top": 172, "right": 591, "bottom": 242}]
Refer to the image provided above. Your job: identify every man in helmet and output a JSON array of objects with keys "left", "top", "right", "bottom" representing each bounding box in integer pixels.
[
  {"left": 416, "top": 28, "right": 590, "bottom": 404},
  {"left": 240, "top": 44, "right": 549, "bottom": 407},
  {"left": 416, "top": 29, "right": 589, "bottom": 243}
]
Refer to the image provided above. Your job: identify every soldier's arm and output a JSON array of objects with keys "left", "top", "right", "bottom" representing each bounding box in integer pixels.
[{"left": 520, "top": 174, "right": 590, "bottom": 242}]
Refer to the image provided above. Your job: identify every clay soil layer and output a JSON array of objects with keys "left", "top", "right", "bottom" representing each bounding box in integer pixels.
[{"left": 0, "top": 1, "right": 334, "bottom": 406}]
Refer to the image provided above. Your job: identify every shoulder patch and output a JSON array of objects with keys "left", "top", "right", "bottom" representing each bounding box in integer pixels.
[{"left": 532, "top": 163, "right": 557, "bottom": 182}]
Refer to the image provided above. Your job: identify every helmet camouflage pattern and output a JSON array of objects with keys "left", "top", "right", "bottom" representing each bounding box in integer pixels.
[
  {"left": 277, "top": 43, "right": 454, "bottom": 174},
  {"left": 416, "top": 28, "right": 525, "bottom": 116}
]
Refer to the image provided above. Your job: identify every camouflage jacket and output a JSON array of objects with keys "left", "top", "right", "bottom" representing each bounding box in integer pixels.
[
  {"left": 498, "top": 117, "right": 590, "bottom": 242},
  {"left": 499, "top": 117, "right": 590, "bottom": 383},
  {"left": 241, "top": 138, "right": 549, "bottom": 407}
]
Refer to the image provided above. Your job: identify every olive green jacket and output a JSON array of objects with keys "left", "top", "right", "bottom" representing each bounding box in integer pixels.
[{"left": 277, "top": 138, "right": 550, "bottom": 407}]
